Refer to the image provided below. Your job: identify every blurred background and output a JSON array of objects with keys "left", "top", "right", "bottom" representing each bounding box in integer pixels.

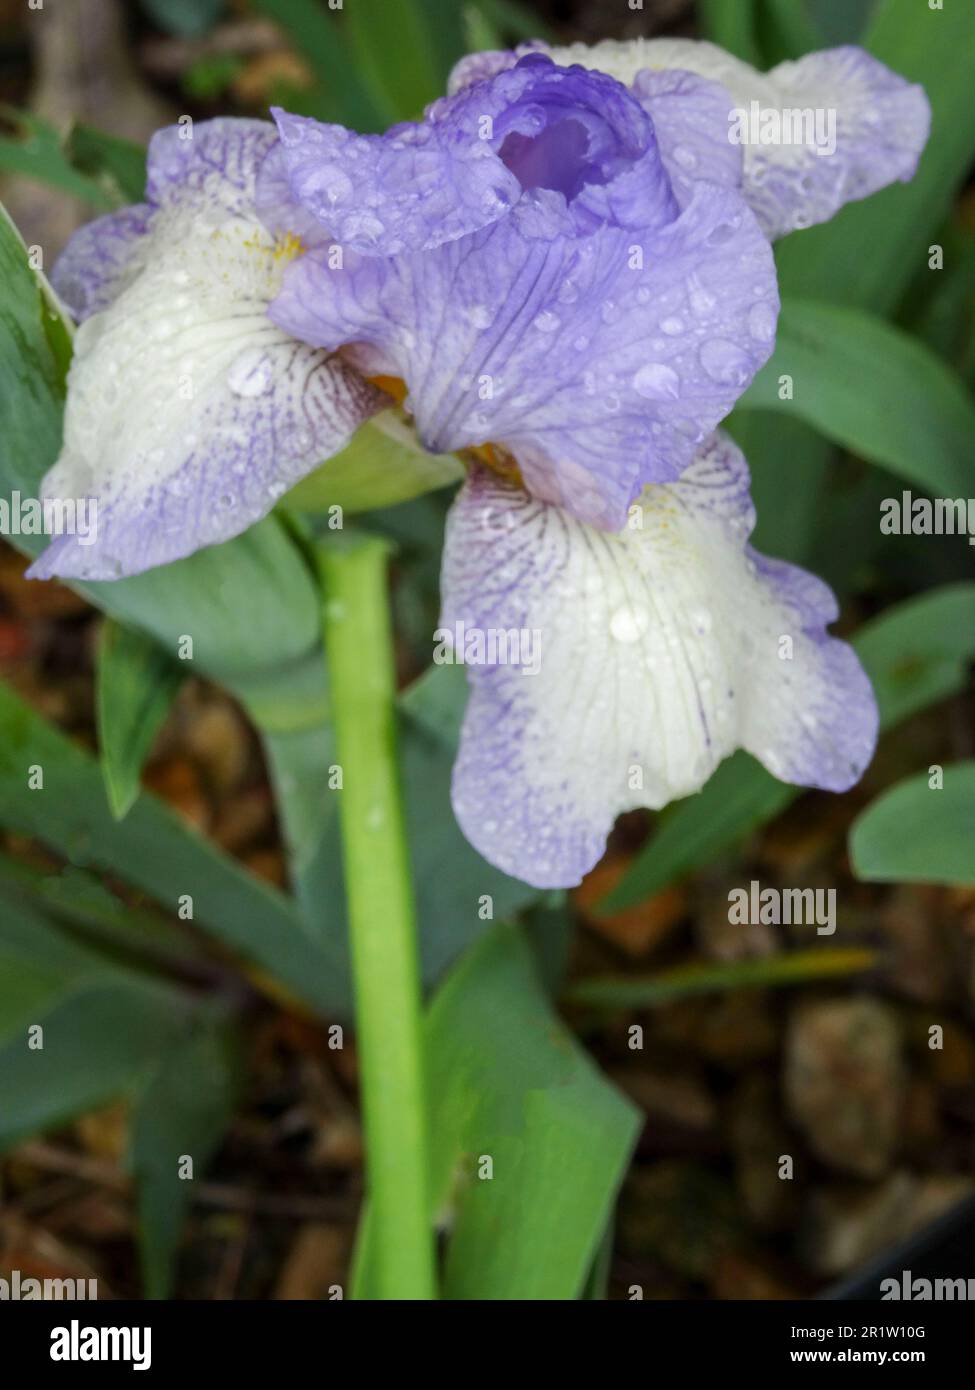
[{"left": 0, "top": 0, "right": 973, "bottom": 1301}]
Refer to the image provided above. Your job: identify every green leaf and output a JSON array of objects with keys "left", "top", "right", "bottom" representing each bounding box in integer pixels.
[
  {"left": 904, "top": 218, "right": 975, "bottom": 389},
  {"left": 0, "top": 883, "right": 240, "bottom": 1294},
  {"left": 739, "top": 298, "right": 975, "bottom": 497},
  {"left": 66, "top": 124, "right": 148, "bottom": 206},
  {"left": 804, "top": 0, "right": 875, "bottom": 45},
  {"left": 251, "top": 0, "right": 386, "bottom": 130},
  {"left": 435, "top": 928, "right": 639, "bottom": 1299},
  {"left": 130, "top": 1014, "right": 242, "bottom": 1298},
  {"left": 469, "top": 0, "right": 553, "bottom": 44},
  {"left": 0, "top": 964, "right": 193, "bottom": 1153},
  {"left": 601, "top": 584, "right": 975, "bottom": 911},
  {"left": 463, "top": 2, "right": 503, "bottom": 52},
  {"left": 698, "top": 0, "right": 762, "bottom": 65},
  {"left": 0, "top": 851, "right": 210, "bottom": 975},
  {"left": 775, "top": 0, "right": 975, "bottom": 314},
  {"left": 568, "top": 946, "right": 878, "bottom": 1010},
  {"left": 355, "top": 925, "right": 640, "bottom": 1299},
  {"left": 0, "top": 678, "right": 344, "bottom": 1013},
  {"left": 0, "top": 109, "right": 112, "bottom": 210},
  {"left": 0, "top": 887, "right": 106, "bottom": 1045},
  {"left": 854, "top": 582, "right": 975, "bottom": 728},
  {"left": 0, "top": 991, "right": 183, "bottom": 1152},
  {"left": 97, "top": 619, "right": 185, "bottom": 820},
  {"left": 727, "top": 409, "right": 832, "bottom": 565},
  {"left": 285, "top": 411, "right": 462, "bottom": 515},
  {"left": 345, "top": 0, "right": 450, "bottom": 123},
  {"left": 850, "top": 762, "right": 975, "bottom": 887},
  {"left": 757, "top": 0, "right": 823, "bottom": 64}
]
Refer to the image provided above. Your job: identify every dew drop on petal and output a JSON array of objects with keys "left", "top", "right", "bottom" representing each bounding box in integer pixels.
[
  {"left": 227, "top": 348, "right": 273, "bottom": 398},
  {"left": 706, "top": 216, "right": 740, "bottom": 247},
  {"left": 748, "top": 301, "right": 776, "bottom": 342},
  {"left": 690, "top": 606, "right": 713, "bottom": 634},
  {"left": 610, "top": 604, "right": 650, "bottom": 643},
  {"left": 533, "top": 309, "right": 560, "bottom": 333},
  {"left": 700, "top": 338, "right": 751, "bottom": 385},
  {"left": 467, "top": 303, "right": 494, "bottom": 329},
  {"left": 688, "top": 280, "right": 717, "bottom": 316},
  {"left": 632, "top": 362, "right": 680, "bottom": 400}
]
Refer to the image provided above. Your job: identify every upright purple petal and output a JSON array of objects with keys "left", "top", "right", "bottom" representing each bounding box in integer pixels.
[
  {"left": 270, "top": 54, "right": 680, "bottom": 255},
  {"left": 271, "top": 174, "right": 777, "bottom": 529},
  {"left": 631, "top": 69, "right": 743, "bottom": 201},
  {"left": 452, "top": 39, "right": 931, "bottom": 239}
]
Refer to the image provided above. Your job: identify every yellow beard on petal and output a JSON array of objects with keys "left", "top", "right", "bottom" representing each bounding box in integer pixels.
[
  {"left": 365, "top": 376, "right": 526, "bottom": 487},
  {"left": 272, "top": 230, "right": 305, "bottom": 265}
]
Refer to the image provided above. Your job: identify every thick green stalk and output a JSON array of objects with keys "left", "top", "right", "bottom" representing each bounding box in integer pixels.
[{"left": 319, "top": 536, "right": 435, "bottom": 1300}]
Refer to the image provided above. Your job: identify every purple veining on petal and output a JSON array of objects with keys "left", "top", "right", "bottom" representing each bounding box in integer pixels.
[
  {"left": 144, "top": 117, "right": 278, "bottom": 211},
  {"left": 271, "top": 54, "right": 678, "bottom": 256},
  {"left": 270, "top": 170, "right": 777, "bottom": 529},
  {"left": 51, "top": 204, "right": 152, "bottom": 322},
  {"left": 631, "top": 68, "right": 744, "bottom": 203},
  {"left": 27, "top": 342, "right": 379, "bottom": 582},
  {"left": 440, "top": 435, "right": 877, "bottom": 888},
  {"left": 32, "top": 117, "right": 383, "bottom": 581},
  {"left": 737, "top": 45, "right": 932, "bottom": 238},
  {"left": 475, "top": 38, "right": 931, "bottom": 241}
]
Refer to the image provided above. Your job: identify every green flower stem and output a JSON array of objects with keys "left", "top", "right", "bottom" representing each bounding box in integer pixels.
[{"left": 319, "top": 535, "right": 436, "bottom": 1300}]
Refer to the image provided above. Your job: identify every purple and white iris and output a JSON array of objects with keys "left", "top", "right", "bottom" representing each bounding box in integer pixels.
[{"left": 31, "top": 37, "right": 930, "bottom": 889}]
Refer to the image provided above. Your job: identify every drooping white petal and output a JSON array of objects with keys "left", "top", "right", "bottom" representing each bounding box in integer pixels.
[
  {"left": 442, "top": 434, "right": 877, "bottom": 888},
  {"left": 31, "top": 119, "right": 381, "bottom": 580}
]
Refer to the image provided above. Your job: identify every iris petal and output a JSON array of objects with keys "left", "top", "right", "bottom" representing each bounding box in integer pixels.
[
  {"left": 441, "top": 433, "right": 878, "bottom": 888},
  {"left": 30, "top": 118, "right": 382, "bottom": 581},
  {"left": 270, "top": 173, "right": 777, "bottom": 530},
  {"left": 450, "top": 39, "right": 931, "bottom": 240}
]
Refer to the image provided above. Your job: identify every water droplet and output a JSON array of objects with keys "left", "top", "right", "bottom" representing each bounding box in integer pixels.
[
  {"left": 700, "top": 338, "right": 751, "bottom": 385},
  {"left": 632, "top": 362, "right": 680, "bottom": 400},
  {"left": 342, "top": 211, "right": 385, "bottom": 244},
  {"left": 467, "top": 303, "right": 494, "bottom": 329},
  {"left": 688, "top": 280, "right": 716, "bottom": 316},
  {"left": 690, "top": 607, "right": 713, "bottom": 634},
  {"left": 660, "top": 316, "right": 684, "bottom": 336},
  {"left": 748, "top": 301, "right": 776, "bottom": 342},
  {"left": 672, "top": 144, "right": 698, "bottom": 170},
  {"left": 533, "top": 309, "right": 560, "bottom": 333},
  {"left": 227, "top": 348, "right": 273, "bottom": 398},
  {"left": 706, "top": 216, "right": 740, "bottom": 247},
  {"left": 610, "top": 604, "right": 650, "bottom": 643}
]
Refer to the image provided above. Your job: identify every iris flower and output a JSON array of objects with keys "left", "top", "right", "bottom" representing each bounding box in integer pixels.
[{"left": 31, "top": 37, "right": 930, "bottom": 889}]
